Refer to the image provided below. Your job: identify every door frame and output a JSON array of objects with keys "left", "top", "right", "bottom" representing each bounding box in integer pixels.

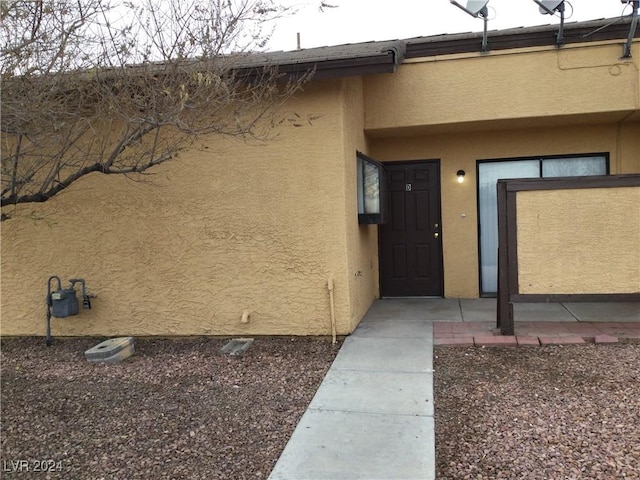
[{"left": 378, "top": 159, "right": 444, "bottom": 298}]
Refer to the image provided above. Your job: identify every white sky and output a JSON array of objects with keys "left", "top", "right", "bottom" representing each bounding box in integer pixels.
[{"left": 266, "top": 0, "right": 634, "bottom": 51}]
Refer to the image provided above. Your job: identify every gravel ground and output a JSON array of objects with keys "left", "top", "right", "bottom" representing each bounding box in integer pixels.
[
  {"left": 434, "top": 341, "right": 640, "bottom": 480},
  {"left": 5, "top": 337, "right": 640, "bottom": 480},
  {"left": 1, "top": 337, "right": 339, "bottom": 479}
]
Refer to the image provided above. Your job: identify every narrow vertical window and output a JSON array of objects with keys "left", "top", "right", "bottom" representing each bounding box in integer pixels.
[{"left": 357, "top": 152, "right": 386, "bottom": 224}]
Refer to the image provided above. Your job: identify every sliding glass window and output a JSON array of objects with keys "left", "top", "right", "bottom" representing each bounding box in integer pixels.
[{"left": 477, "top": 155, "right": 607, "bottom": 295}]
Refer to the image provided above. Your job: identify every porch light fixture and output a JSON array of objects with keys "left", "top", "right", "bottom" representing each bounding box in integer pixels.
[
  {"left": 449, "top": 0, "right": 491, "bottom": 52},
  {"left": 357, "top": 152, "right": 387, "bottom": 224},
  {"left": 457, "top": 170, "right": 466, "bottom": 183},
  {"left": 533, "top": 0, "right": 567, "bottom": 46}
]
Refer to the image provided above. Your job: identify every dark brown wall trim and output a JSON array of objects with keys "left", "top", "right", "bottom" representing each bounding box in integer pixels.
[
  {"left": 511, "top": 294, "right": 640, "bottom": 303},
  {"left": 504, "top": 174, "right": 640, "bottom": 192},
  {"left": 406, "top": 17, "right": 639, "bottom": 59},
  {"left": 496, "top": 174, "right": 640, "bottom": 335}
]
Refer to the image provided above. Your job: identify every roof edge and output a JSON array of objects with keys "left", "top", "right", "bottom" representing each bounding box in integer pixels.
[
  {"left": 405, "top": 16, "right": 639, "bottom": 58},
  {"left": 243, "top": 17, "right": 638, "bottom": 82}
]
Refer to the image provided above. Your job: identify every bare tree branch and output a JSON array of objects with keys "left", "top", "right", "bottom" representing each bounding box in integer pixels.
[{"left": 1, "top": 0, "right": 309, "bottom": 212}]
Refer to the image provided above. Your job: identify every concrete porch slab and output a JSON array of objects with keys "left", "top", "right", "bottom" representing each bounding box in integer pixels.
[
  {"left": 309, "top": 369, "right": 434, "bottom": 417},
  {"left": 538, "top": 336, "right": 587, "bottom": 345},
  {"left": 353, "top": 319, "right": 433, "bottom": 338},
  {"left": 332, "top": 337, "right": 433, "bottom": 373},
  {"left": 364, "top": 298, "right": 461, "bottom": 321},
  {"left": 460, "top": 298, "right": 497, "bottom": 322},
  {"left": 513, "top": 303, "right": 578, "bottom": 322},
  {"left": 563, "top": 302, "right": 640, "bottom": 323},
  {"left": 268, "top": 410, "right": 435, "bottom": 480}
]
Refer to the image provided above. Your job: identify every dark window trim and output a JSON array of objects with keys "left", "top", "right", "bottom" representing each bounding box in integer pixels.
[
  {"left": 357, "top": 151, "right": 388, "bottom": 225},
  {"left": 476, "top": 153, "right": 610, "bottom": 297}
]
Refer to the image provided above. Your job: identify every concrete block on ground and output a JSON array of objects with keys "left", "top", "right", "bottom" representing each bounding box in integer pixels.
[
  {"left": 432, "top": 322, "right": 454, "bottom": 334},
  {"left": 594, "top": 334, "right": 618, "bottom": 344},
  {"left": 85, "top": 337, "right": 134, "bottom": 364},
  {"left": 221, "top": 338, "right": 254, "bottom": 355},
  {"left": 538, "top": 336, "right": 586, "bottom": 345},
  {"left": 516, "top": 336, "right": 540, "bottom": 346},
  {"left": 474, "top": 335, "right": 517, "bottom": 347},
  {"left": 434, "top": 337, "right": 474, "bottom": 347}
]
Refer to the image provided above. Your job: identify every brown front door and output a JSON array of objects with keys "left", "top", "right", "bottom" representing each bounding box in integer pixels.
[{"left": 379, "top": 161, "right": 443, "bottom": 297}]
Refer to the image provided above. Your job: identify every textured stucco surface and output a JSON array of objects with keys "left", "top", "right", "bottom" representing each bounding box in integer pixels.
[
  {"left": 364, "top": 42, "right": 640, "bottom": 133},
  {"left": 340, "top": 77, "right": 379, "bottom": 331},
  {"left": 365, "top": 42, "right": 639, "bottom": 298},
  {"left": 2, "top": 40, "right": 640, "bottom": 336},
  {"left": 1, "top": 80, "right": 367, "bottom": 337},
  {"left": 369, "top": 124, "right": 640, "bottom": 298},
  {"left": 516, "top": 187, "right": 640, "bottom": 294}
]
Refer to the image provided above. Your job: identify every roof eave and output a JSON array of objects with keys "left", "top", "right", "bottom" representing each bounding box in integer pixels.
[
  {"left": 279, "top": 53, "right": 399, "bottom": 80},
  {"left": 406, "top": 17, "right": 639, "bottom": 58}
]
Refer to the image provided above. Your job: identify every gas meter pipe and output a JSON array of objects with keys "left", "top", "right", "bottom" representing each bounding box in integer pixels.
[{"left": 45, "top": 276, "right": 63, "bottom": 347}]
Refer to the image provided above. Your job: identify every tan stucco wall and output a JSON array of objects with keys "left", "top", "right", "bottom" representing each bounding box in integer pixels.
[
  {"left": 370, "top": 123, "right": 640, "bottom": 298},
  {"left": 340, "top": 77, "right": 379, "bottom": 331},
  {"left": 516, "top": 187, "right": 640, "bottom": 294},
  {"left": 364, "top": 42, "right": 640, "bottom": 133},
  {"left": 365, "top": 40, "right": 639, "bottom": 298},
  {"left": 1, "top": 80, "right": 366, "bottom": 337},
  {"left": 2, "top": 39, "right": 639, "bottom": 336}
]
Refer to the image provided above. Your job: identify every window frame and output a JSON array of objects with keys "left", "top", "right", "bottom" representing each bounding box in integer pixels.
[
  {"left": 476, "top": 152, "right": 610, "bottom": 296},
  {"left": 357, "top": 151, "right": 388, "bottom": 225}
]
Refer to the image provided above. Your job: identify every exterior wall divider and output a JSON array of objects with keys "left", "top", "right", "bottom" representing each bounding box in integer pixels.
[{"left": 496, "top": 174, "right": 640, "bottom": 335}]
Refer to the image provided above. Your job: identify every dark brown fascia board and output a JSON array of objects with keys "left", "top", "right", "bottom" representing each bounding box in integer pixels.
[
  {"left": 236, "top": 52, "right": 398, "bottom": 82},
  {"left": 261, "top": 17, "right": 637, "bottom": 81},
  {"left": 406, "top": 17, "right": 639, "bottom": 58},
  {"left": 276, "top": 52, "right": 399, "bottom": 79},
  {"left": 107, "top": 19, "right": 635, "bottom": 84}
]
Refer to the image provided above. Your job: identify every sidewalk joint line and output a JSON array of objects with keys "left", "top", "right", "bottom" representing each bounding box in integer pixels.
[
  {"left": 560, "top": 301, "right": 580, "bottom": 321},
  {"left": 308, "top": 407, "right": 433, "bottom": 418}
]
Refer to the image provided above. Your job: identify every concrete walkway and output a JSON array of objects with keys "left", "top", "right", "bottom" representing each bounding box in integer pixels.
[
  {"left": 269, "top": 301, "right": 435, "bottom": 480},
  {"left": 269, "top": 298, "right": 639, "bottom": 480}
]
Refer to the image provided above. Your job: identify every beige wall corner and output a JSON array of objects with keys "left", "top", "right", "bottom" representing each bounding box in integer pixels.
[{"left": 339, "top": 77, "right": 379, "bottom": 332}]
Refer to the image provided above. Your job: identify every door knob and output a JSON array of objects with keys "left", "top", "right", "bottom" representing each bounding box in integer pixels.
[{"left": 434, "top": 232, "right": 439, "bottom": 239}]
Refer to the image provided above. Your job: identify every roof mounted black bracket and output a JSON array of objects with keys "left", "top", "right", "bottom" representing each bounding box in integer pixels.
[
  {"left": 481, "top": 15, "right": 489, "bottom": 52},
  {"left": 533, "top": 1, "right": 566, "bottom": 46},
  {"left": 622, "top": 0, "right": 639, "bottom": 58},
  {"left": 555, "top": 3, "right": 565, "bottom": 46},
  {"left": 450, "top": 1, "right": 491, "bottom": 53}
]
